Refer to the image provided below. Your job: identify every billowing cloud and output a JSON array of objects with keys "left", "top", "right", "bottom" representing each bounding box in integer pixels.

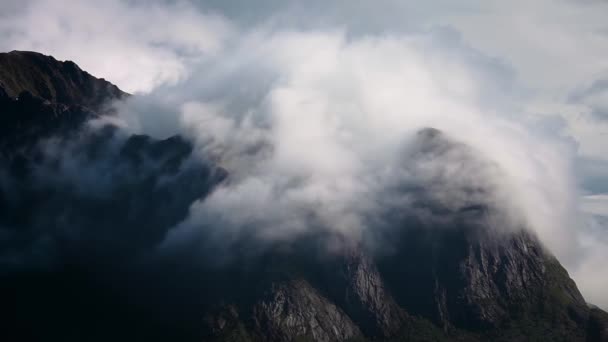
[
  {"left": 1, "top": 0, "right": 607, "bottom": 309},
  {"left": 130, "top": 30, "right": 579, "bottom": 269},
  {"left": 0, "top": 0, "right": 233, "bottom": 93}
]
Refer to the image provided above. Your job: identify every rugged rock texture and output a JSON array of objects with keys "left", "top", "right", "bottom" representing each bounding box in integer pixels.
[
  {"left": 252, "top": 279, "right": 363, "bottom": 342},
  {"left": 191, "top": 226, "right": 602, "bottom": 341},
  {"left": 378, "top": 224, "right": 590, "bottom": 340},
  {"left": 333, "top": 250, "right": 407, "bottom": 336},
  {"left": 1, "top": 51, "right": 607, "bottom": 342}
]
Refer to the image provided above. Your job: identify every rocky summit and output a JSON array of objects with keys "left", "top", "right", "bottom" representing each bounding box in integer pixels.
[{"left": 0, "top": 51, "right": 607, "bottom": 342}]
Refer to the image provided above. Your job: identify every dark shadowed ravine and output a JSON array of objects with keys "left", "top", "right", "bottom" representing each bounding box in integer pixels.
[{"left": 1, "top": 51, "right": 607, "bottom": 342}]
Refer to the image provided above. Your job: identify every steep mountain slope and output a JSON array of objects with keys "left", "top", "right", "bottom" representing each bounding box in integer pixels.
[
  {"left": 192, "top": 222, "right": 594, "bottom": 341},
  {"left": 0, "top": 51, "right": 128, "bottom": 155},
  {"left": 0, "top": 51, "right": 126, "bottom": 108},
  {"left": 0, "top": 51, "right": 606, "bottom": 342}
]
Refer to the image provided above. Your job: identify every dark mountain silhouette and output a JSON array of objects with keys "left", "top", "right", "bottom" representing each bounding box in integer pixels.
[
  {"left": 0, "top": 50, "right": 606, "bottom": 342},
  {"left": 0, "top": 50, "right": 126, "bottom": 108}
]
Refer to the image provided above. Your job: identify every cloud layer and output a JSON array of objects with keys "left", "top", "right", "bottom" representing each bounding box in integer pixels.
[
  {"left": 0, "top": 0, "right": 232, "bottom": 93},
  {"left": 1, "top": 0, "right": 607, "bottom": 309}
]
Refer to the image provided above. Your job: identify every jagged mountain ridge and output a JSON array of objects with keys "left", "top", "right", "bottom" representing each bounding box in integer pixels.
[
  {"left": 0, "top": 51, "right": 127, "bottom": 108},
  {"left": 1, "top": 50, "right": 607, "bottom": 342}
]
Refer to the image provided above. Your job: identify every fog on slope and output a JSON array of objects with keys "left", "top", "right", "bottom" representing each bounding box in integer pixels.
[
  {"left": 112, "top": 10, "right": 599, "bottom": 310},
  {"left": 113, "top": 31, "right": 580, "bottom": 271},
  {"left": 1, "top": 0, "right": 606, "bottom": 309}
]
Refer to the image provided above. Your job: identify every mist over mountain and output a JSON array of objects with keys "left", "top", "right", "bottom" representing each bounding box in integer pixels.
[{"left": 1, "top": 51, "right": 607, "bottom": 341}]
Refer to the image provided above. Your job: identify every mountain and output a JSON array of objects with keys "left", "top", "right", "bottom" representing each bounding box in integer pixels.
[
  {"left": 0, "top": 50, "right": 607, "bottom": 342},
  {"left": 0, "top": 50, "right": 126, "bottom": 108}
]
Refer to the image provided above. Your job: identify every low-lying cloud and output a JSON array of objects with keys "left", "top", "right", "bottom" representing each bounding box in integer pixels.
[
  {"left": 126, "top": 31, "right": 579, "bottom": 265},
  {"left": 1, "top": 0, "right": 607, "bottom": 309}
]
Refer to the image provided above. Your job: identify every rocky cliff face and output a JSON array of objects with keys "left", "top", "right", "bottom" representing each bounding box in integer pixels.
[
  {"left": 0, "top": 51, "right": 606, "bottom": 342},
  {"left": 195, "top": 227, "right": 597, "bottom": 341}
]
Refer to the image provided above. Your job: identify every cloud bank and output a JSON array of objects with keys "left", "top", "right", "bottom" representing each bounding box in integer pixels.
[
  {"left": 0, "top": 0, "right": 232, "bottom": 93},
  {"left": 1, "top": 0, "right": 607, "bottom": 309}
]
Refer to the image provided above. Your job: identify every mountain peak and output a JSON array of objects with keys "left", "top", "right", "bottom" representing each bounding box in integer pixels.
[
  {"left": 1, "top": 51, "right": 607, "bottom": 342},
  {"left": 0, "top": 50, "right": 127, "bottom": 109}
]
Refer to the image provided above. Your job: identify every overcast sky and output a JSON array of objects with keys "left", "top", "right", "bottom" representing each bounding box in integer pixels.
[{"left": 1, "top": 0, "right": 607, "bottom": 308}]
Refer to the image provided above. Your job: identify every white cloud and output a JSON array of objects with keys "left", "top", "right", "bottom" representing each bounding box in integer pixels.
[
  {"left": 573, "top": 206, "right": 608, "bottom": 309},
  {"left": 152, "top": 31, "right": 581, "bottom": 270},
  {"left": 582, "top": 194, "right": 608, "bottom": 217},
  {"left": 0, "top": 0, "right": 233, "bottom": 93},
  {"left": 1, "top": 0, "right": 607, "bottom": 309}
]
